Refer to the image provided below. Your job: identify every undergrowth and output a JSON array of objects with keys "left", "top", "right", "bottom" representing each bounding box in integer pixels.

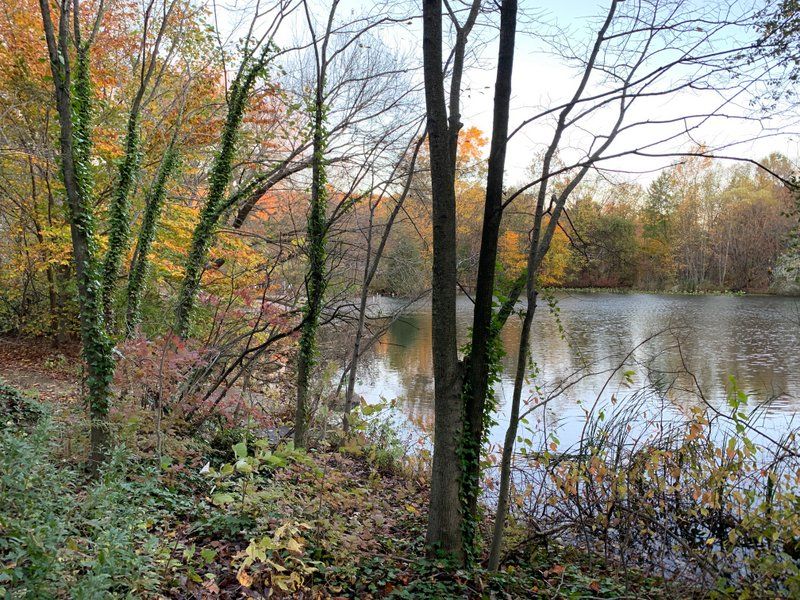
[{"left": 0, "top": 381, "right": 678, "bottom": 598}]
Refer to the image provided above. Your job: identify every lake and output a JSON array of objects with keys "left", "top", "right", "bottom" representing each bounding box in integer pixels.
[{"left": 350, "top": 292, "right": 800, "bottom": 449}]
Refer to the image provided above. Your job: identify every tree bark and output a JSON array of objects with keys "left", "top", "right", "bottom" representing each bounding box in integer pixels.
[
  {"left": 293, "top": 102, "right": 328, "bottom": 445},
  {"left": 39, "top": 0, "right": 115, "bottom": 469},
  {"left": 342, "top": 134, "right": 425, "bottom": 432},
  {"left": 174, "top": 51, "right": 268, "bottom": 337},
  {"left": 294, "top": 0, "right": 337, "bottom": 448},
  {"left": 488, "top": 288, "right": 536, "bottom": 570},
  {"left": 461, "top": 0, "right": 518, "bottom": 545},
  {"left": 342, "top": 212, "right": 371, "bottom": 434},
  {"left": 422, "top": 0, "right": 464, "bottom": 560},
  {"left": 125, "top": 143, "right": 179, "bottom": 337},
  {"left": 101, "top": 0, "right": 177, "bottom": 326}
]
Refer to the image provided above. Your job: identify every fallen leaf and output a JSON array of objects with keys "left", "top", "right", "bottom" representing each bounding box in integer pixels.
[{"left": 237, "top": 569, "right": 253, "bottom": 588}]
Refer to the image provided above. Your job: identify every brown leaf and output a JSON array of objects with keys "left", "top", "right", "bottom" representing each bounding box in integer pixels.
[{"left": 237, "top": 569, "right": 254, "bottom": 588}]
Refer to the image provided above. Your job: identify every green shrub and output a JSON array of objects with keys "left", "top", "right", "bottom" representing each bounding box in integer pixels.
[
  {"left": 0, "top": 413, "right": 75, "bottom": 596},
  {"left": 0, "top": 382, "right": 44, "bottom": 428},
  {"left": 0, "top": 397, "right": 177, "bottom": 598}
]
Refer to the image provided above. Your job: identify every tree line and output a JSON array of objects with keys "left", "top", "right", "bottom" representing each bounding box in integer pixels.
[{"left": 369, "top": 139, "right": 798, "bottom": 296}]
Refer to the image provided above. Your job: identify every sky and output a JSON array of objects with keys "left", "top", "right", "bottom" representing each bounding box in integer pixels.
[
  {"left": 216, "top": 0, "right": 800, "bottom": 186},
  {"left": 457, "top": 0, "right": 800, "bottom": 185}
]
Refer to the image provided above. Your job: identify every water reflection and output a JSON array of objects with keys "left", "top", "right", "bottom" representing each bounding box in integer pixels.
[{"left": 354, "top": 292, "right": 800, "bottom": 446}]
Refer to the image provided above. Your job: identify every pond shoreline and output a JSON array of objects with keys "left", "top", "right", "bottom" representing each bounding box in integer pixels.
[
  {"left": 424, "top": 286, "right": 800, "bottom": 300},
  {"left": 545, "top": 285, "right": 798, "bottom": 297}
]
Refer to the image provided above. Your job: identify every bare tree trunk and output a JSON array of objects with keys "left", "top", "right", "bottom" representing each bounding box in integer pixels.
[
  {"left": 43, "top": 168, "right": 69, "bottom": 346},
  {"left": 26, "top": 156, "right": 61, "bottom": 343},
  {"left": 488, "top": 288, "right": 537, "bottom": 570},
  {"left": 342, "top": 209, "right": 372, "bottom": 433},
  {"left": 342, "top": 291, "right": 367, "bottom": 433},
  {"left": 485, "top": 0, "right": 624, "bottom": 564},
  {"left": 422, "top": 0, "right": 465, "bottom": 560},
  {"left": 342, "top": 132, "right": 425, "bottom": 432}
]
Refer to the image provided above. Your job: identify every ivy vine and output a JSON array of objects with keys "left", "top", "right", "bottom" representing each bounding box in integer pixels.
[
  {"left": 174, "top": 45, "right": 275, "bottom": 337},
  {"left": 458, "top": 310, "right": 506, "bottom": 562},
  {"left": 101, "top": 112, "right": 143, "bottom": 322},
  {"left": 71, "top": 44, "right": 115, "bottom": 426},
  {"left": 295, "top": 91, "right": 330, "bottom": 446},
  {"left": 125, "top": 145, "right": 180, "bottom": 336}
]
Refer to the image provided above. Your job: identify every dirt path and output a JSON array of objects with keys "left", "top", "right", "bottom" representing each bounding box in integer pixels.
[{"left": 0, "top": 335, "right": 81, "bottom": 404}]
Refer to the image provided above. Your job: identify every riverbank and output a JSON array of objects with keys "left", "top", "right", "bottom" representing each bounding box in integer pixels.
[
  {"left": 544, "top": 285, "right": 756, "bottom": 296},
  {"left": 0, "top": 351, "right": 674, "bottom": 599},
  {"left": 4, "top": 337, "right": 800, "bottom": 598}
]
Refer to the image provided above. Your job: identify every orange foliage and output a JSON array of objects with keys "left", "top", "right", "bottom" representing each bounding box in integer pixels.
[
  {"left": 498, "top": 230, "right": 526, "bottom": 276},
  {"left": 458, "top": 126, "right": 488, "bottom": 164}
]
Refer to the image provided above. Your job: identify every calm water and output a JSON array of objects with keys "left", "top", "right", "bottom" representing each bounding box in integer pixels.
[{"left": 352, "top": 292, "right": 800, "bottom": 448}]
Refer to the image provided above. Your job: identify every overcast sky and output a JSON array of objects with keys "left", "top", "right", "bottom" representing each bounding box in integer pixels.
[{"left": 458, "top": 0, "right": 799, "bottom": 185}]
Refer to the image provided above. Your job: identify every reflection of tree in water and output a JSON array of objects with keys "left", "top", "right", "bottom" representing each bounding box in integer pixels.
[
  {"left": 385, "top": 313, "right": 436, "bottom": 425},
  {"left": 354, "top": 311, "right": 436, "bottom": 426},
  {"left": 356, "top": 293, "right": 800, "bottom": 441}
]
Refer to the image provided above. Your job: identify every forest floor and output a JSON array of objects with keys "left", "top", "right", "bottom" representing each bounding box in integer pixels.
[
  {"left": 0, "top": 336, "right": 80, "bottom": 400},
  {"left": 0, "top": 336, "right": 684, "bottom": 599}
]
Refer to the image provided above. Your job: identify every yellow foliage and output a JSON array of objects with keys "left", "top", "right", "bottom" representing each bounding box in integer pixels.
[
  {"left": 539, "top": 226, "right": 571, "bottom": 286},
  {"left": 498, "top": 230, "right": 526, "bottom": 276}
]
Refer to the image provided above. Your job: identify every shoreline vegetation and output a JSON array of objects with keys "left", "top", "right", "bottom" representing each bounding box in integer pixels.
[
  {"left": 534, "top": 286, "right": 763, "bottom": 297},
  {"left": 0, "top": 371, "right": 672, "bottom": 599},
  {"left": 3, "top": 337, "right": 800, "bottom": 598}
]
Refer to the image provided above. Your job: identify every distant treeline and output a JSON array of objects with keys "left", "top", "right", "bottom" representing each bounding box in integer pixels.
[{"left": 372, "top": 148, "right": 798, "bottom": 296}]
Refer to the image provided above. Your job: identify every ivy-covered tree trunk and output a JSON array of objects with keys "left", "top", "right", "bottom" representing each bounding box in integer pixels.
[
  {"left": 294, "top": 79, "right": 329, "bottom": 449},
  {"left": 39, "top": 0, "right": 115, "bottom": 468},
  {"left": 460, "top": 0, "right": 517, "bottom": 555},
  {"left": 125, "top": 145, "right": 179, "bottom": 337},
  {"left": 100, "top": 1, "right": 175, "bottom": 327},
  {"left": 100, "top": 112, "right": 141, "bottom": 324},
  {"left": 173, "top": 55, "right": 268, "bottom": 338},
  {"left": 293, "top": 0, "right": 337, "bottom": 448}
]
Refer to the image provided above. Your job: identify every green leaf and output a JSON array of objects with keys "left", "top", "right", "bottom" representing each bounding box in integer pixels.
[
  {"left": 235, "top": 459, "right": 254, "bottom": 474},
  {"left": 200, "top": 548, "right": 217, "bottom": 563},
  {"left": 212, "top": 492, "right": 235, "bottom": 506},
  {"left": 232, "top": 441, "right": 248, "bottom": 460},
  {"left": 264, "top": 453, "right": 288, "bottom": 469}
]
